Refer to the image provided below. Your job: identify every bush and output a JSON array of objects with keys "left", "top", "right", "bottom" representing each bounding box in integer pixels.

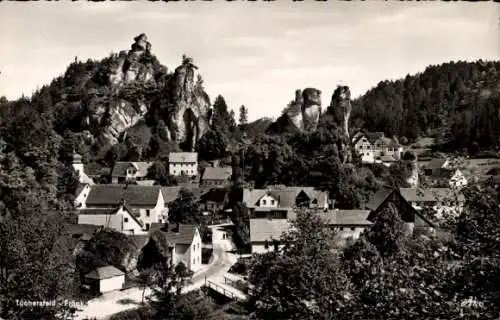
[{"left": 108, "top": 307, "right": 153, "bottom": 320}]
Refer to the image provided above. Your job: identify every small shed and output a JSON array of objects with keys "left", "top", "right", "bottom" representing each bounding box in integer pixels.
[{"left": 84, "top": 265, "right": 125, "bottom": 294}]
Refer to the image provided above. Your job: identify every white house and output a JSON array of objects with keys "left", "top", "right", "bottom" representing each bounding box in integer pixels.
[
  {"left": 77, "top": 202, "right": 145, "bottom": 235},
  {"left": 243, "top": 186, "right": 330, "bottom": 219},
  {"left": 72, "top": 153, "right": 95, "bottom": 185},
  {"left": 149, "top": 224, "right": 203, "bottom": 272},
  {"left": 84, "top": 265, "right": 125, "bottom": 294},
  {"left": 352, "top": 130, "right": 403, "bottom": 163},
  {"left": 111, "top": 161, "right": 154, "bottom": 184},
  {"left": 168, "top": 152, "right": 198, "bottom": 177},
  {"left": 83, "top": 185, "right": 167, "bottom": 231},
  {"left": 249, "top": 219, "right": 292, "bottom": 254}
]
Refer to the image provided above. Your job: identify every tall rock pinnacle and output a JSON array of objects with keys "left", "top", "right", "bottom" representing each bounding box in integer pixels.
[{"left": 329, "top": 85, "right": 353, "bottom": 164}]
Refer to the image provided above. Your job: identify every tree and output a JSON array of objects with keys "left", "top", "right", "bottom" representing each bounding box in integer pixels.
[
  {"left": 197, "top": 130, "right": 227, "bottom": 162},
  {"left": 239, "top": 105, "right": 248, "bottom": 127},
  {"left": 229, "top": 202, "right": 250, "bottom": 250},
  {"left": 147, "top": 161, "right": 177, "bottom": 186},
  {"left": 211, "top": 95, "right": 231, "bottom": 133},
  {"left": 248, "top": 210, "right": 354, "bottom": 319},
  {"left": 168, "top": 189, "right": 201, "bottom": 225}
]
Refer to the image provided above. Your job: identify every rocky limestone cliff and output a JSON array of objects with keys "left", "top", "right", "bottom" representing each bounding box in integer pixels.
[
  {"left": 267, "top": 88, "right": 322, "bottom": 134},
  {"left": 165, "top": 56, "right": 211, "bottom": 150},
  {"left": 54, "top": 34, "right": 212, "bottom": 150},
  {"left": 109, "top": 33, "right": 157, "bottom": 86},
  {"left": 327, "top": 86, "right": 353, "bottom": 164}
]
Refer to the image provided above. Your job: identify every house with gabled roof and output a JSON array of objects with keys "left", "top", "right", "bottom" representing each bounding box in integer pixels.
[
  {"left": 84, "top": 265, "right": 125, "bottom": 294},
  {"left": 318, "top": 209, "right": 372, "bottom": 246},
  {"left": 243, "top": 186, "right": 330, "bottom": 219},
  {"left": 365, "top": 186, "right": 436, "bottom": 234},
  {"left": 168, "top": 152, "right": 198, "bottom": 177},
  {"left": 399, "top": 187, "right": 465, "bottom": 219},
  {"left": 200, "top": 166, "right": 233, "bottom": 188},
  {"left": 352, "top": 130, "right": 403, "bottom": 164},
  {"left": 82, "top": 184, "right": 167, "bottom": 231},
  {"left": 111, "top": 161, "right": 154, "bottom": 184},
  {"left": 77, "top": 201, "right": 145, "bottom": 235},
  {"left": 146, "top": 224, "right": 202, "bottom": 272}
]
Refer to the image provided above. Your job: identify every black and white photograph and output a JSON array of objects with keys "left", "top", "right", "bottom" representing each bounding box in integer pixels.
[{"left": 0, "top": 1, "right": 499, "bottom": 319}]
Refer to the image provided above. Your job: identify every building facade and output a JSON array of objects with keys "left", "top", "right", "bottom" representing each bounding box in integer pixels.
[{"left": 168, "top": 152, "right": 198, "bottom": 177}]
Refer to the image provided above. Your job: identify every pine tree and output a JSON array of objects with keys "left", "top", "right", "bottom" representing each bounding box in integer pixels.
[{"left": 239, "top": 105, "right": 248, "bottom": 126}]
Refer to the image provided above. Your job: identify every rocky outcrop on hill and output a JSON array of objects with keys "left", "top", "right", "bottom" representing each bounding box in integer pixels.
[
  {"left": 109, "top": 33, "right": 157, "bottom": 86},
  {"left": 51, "top": 34, "right": 212, "bottom": 150},
  {"left": 267, "top": 88, "right": 322, "bottom": 134},
  {"left": 327, "top": 86, "right": 353, "bottom": 164},
  {"left": 165, "top": 57, "right": 211, "bottom": 150}
]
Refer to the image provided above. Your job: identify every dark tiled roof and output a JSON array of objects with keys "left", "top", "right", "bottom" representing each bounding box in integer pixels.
[
  {"left": 202, "top": 167, "right": 232, "bottom": 181},
  {"left": 249, "top": 219, "right": 292, "bottom": 242},
  {"left": 200, "top": 188, "right": 230, "bottom": 203},
  {"left": 365, "top": 187, "right": 394, "bottom": 211},
  {"left": 78, "top": 208, "right": 118, "bottom": 215},
  {"left": 86, "top": 185, "right": 161, "bottom": 208},
  {"left": 85, "top": 265, "right": 124, "bottom": 280},
  {"left": 161, "top": 186, "right": 182, "bottom": 204},
  {"left": 319, "top": 210, "right": 372, "bottom": 226},
  {"left": 243, "top": 187, "right": 328, "bottom": 209},
  {"left": 399, "top": 188, "right": 465, "bottom": 203},
  {"left": 150, "top": 224, "right": 197, "bottom": 246},
  {"left": 425, "top": 158, "right": 448, "bottom": 170}
]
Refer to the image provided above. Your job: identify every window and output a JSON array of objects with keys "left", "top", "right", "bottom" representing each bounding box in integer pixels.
[
  {"left": 146, "top": 210, "right": 150, "bottom": 217},
  {"left": 262, "top": 199, "right": 267, "bottom": 205},
  {"left": 351, "top": 227, "right": 356, "bottom": 231},
  {"left": 124, "top": 217, "right": 129, "bottom": 223},
  {"left": 339, "top": 227, "right": 344, "bottom": 231},
  {"left": 193, "top": 258, "right": 195, "bottom": 265},
  {"left": 145, "top": 223, "right": 150, "bottom": 231},
  {"left": 270, "top": 200, "right": 275, "bottom": 205}
]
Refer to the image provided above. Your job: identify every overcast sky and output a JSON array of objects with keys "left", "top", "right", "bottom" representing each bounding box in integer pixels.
[{"left": 0, "top": 2, "right": 498, "bottom": 121}]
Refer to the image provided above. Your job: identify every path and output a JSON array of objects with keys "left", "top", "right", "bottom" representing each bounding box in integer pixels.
[{"left": 75, "top": 236, "right": 237, "bottom": 320}]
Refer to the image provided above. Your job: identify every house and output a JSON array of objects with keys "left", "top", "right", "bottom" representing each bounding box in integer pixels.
[
  {"left": 423, "top": 158, "right": 450, "bottom": 176},
  {"left": 111, "top": 161, "right": 154, "bottom": 184},
  {"left": 318, "top": 209, "right": 372, "bottom": 246},
  {"left": 77, "top": 201, "right": 145, "bottom": 235},
  {"left": 83, "top": 185, "right": 167, "bottom": 231},
  {"left": 148, "top": 224, "right": 203, "bottom": 272},
  {"left": 434, "top": 168, "right": 468, "bottom": 188},
  {"left": 399, "top": 188, "right": 465, "bottom": 219},
  {"left": 199, "top": 188, "right": 230, "bottom": 215},
  {"left": 365, "top": 187, "right": 436, "bottom": 235},
  {"left": 84, "top": 265, "right": 125, "bottom": 294},
  {"left": 168, "top": 152, "right": 198, "bottom": 177},
  {"left": 200, "top": 167, "right": 233, "bottom": 188},
  {"left": 352, "top": 130, "right": 403, "bottom": 163},
  {"left": 249, "top": 219, "right": 293, "bottom": 254},
  {"left": 75, "top": 183, "right": 92, "bottom": 208},
  {"left": 71, "top": 153, "right": 95, "bottom": 185},
  {"left": 242, "top": 186, "right": 330, "bottom": 219}
]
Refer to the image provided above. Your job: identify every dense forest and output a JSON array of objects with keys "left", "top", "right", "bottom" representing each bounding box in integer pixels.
[{"left": 351, "top": 60, "right": 500, "bottom": 152}]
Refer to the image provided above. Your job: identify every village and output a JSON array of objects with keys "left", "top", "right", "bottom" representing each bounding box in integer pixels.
[{"left": 64, "top": 127, "right": 500, "bottom": 320}]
